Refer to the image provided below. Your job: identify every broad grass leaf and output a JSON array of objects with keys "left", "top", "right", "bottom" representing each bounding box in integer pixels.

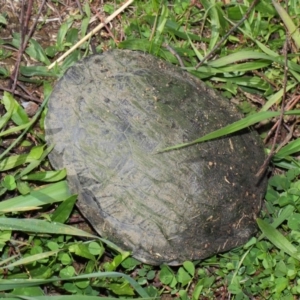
[
  {"left": 154, "top": 4, "right": 168, "bottom": 43},
  {"left": 201, "top": 0, "right": 221, "bottom": 51},
  {"left": 159, "top": 265, "right": 175, "bottom": 285},
  {"left": 2, "top": 175, "right": 16, "bottom": 190},
  {"left": 21, "top": 169, "right": 67, "bottom": 182},
  {"left": 177, "top": 267, "right": 192, "bottom": 286},
  {"left": 0, "top": 13, "right": 7, "bottom": 25},
  {"left": 0, "top": 66, "right": 9, "bottom": 77},
  {"left": 20, "top": 65, "right": 59, "bottom": 77},
  {"left": 211, "top": 76, "right": 271, "bottom": 91},
  {"left": 0, "top": 95, "right": 14, "bottom": 130},
  {"left": 0, "top": 181, "right": 71, "bottom": 213},
  {"left": 69, "top": 243, "right": 96, "bottom": 261},
  {"left": 258, "top": 205, "right": 295, "bottom": 242},
  {"left": 161, "top": 110, "right": 300, "bottom": 152},
  {"left": 272, "top": 0, "right": 300, "bottom": 49},
  {"left": 0, "top": 272, "right": 150, "bottom": 298},
  {"left": 257, "top": 218, "right": 300, "bottom": 261},
  {"left": 2, "top": 91, "right": 29, "bottom": 125},
  {"left": 3, "top": 250, "right": 60, "bottom": 269},
  {"left": 0, "top": 153, "right": 36, "bottom": 171},
  {"left": 217, "top": 61, "right": 271, "bottom": 73},
  {"left": 0, "top": 218, "right": 97, "bottom": 238},
  {"left": 51, "top": 195, "right": 77, "bottom": 223},
  {"left": 18, "top": 145, "right": 54, "bottom": 178},
  {"left": 207, "top": 51, "right": 274, "bottom": 68},
  {"left": 56, "top": 22, "right": 69, "bottom": 51},
  {"left": 11, "top": 286, "right": 44, "bottom": 297},
  {"left": 183, "top": 261, "right": 195, "bottom": 277},
  {"left": 261, "top": 83, "right": 297, "bottom": 111},
  {"left": 26, "top": 39, "right": 51, "bottom": 65},
  {"left": 274, "top": 138, "right": 300, "bottom": 159},
  {"left": 3, "top": 296, "right": 141, "bottom": 300}
]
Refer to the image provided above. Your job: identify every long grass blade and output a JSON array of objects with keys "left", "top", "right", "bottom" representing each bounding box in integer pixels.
[{"left": 160, "top": 110, "right": 300, "bottom": 152}]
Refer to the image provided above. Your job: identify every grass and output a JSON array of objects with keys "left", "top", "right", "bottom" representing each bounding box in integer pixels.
[{"left": 0, "top": 0, "right": 300, "bottom": 299}]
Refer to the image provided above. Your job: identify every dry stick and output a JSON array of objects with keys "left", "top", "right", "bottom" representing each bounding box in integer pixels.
[
  {"left": 255, "top": 37, "right": 289, "bottom": 178},
  {"left": 263, "top": 94, "right": 300, "bottom": 144},
  {"left": 48, "top": 0, "right": 134, "bottom": 70},
  {"left": 0, "top": 87, "right": 42, "bottom": 103},
  {"left": 10, "top": 0, "right": 46, "bottom": 92},
  {"left": 10, "top": 0, "right": 28, "bottom": 92},
  {"left": 163, "top": 44, "right": 185, "bottom": 68},
  {"left": 195, "top": 0, "right": 260, "bottom": 69},
  {"left": 92, "top": 7, "right": 119, "bottom": 45}
]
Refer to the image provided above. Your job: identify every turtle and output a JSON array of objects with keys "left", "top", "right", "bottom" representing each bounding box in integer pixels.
[{"left": 44, "top": 49, "right": 267, "bottom": 265}]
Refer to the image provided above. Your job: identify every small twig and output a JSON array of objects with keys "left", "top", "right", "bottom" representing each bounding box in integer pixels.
[
  {"left": 0, "top": 87, "right": 42, "bottom": 103},
  {"left": 256, "top": 37, "right": 289, "bottom": 178},
  {"left": 163, "top": 44, "right": 185, "bottom": 67},
  {"left": 92, "top": 6, "right": 119, "bottom": 45},
  {"left": 10, "top": 0, "right": 46, "bottom": 92},
  {"left": 195, "top": 0, "right": 260, "bottom": 69},
  {"left": 10, "top": 0, "right": 28, "bottom": 92},
  {"left": 48, "top": 0, "right": 134, "bottom": 70},
  {"left": 75, "top": 0, "right": 84, "bottom": 15},
  {"left": 263, "top": 94, "right": 300, "bottom": 144}
]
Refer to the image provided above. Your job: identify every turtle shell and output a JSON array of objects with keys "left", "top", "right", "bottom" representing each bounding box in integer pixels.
[{"left": 45, "top": 50, "right": 267, "bottom": 265}]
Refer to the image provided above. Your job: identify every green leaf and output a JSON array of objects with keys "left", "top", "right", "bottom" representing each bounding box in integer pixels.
[
  {"left": 51, "top": 195, "right": 77, "bottom": 223},
  {"left": 104, "top": 252, "right": 131, "bottom": 272},
  {"left": 159, "top": 265, "right": 175, "bottom": 285},
  {"left": 0, "top": 153, "right": 35, "bottom": 171},
  {"left": 20, "top": 65, "right": 59, "bottom": 77},
  {"left": 11, "top": 286, "right": 44, "bottom": 296},
  {"left": 257, "top": 218, "right": 300, "bottom": 261},
  {"left": 177, "top": 267, "right": 192, "bottom": 286},
  {"left": 201, "top": 0, "right": 221, "bottom": 51},
  {"left": 0, "top": 218, "right": 97, "bottom": 238},
  {"left": 2, "top": 91, "right": 29, "bottom": 125},
  {"left": 0, "top": 95, "right": 14, "bottom": 130},
  {"left": 3, "top": 250, "right": 60, "bottom": 269},
  {"left": 26, "top": 39, "right": 51, "bottom": 65},
  {"left": 287, "top": 213, "right": 300, "bottom": 231},
  {"left": 0, "top": 14, "right": 7, "bottom": 25},
  {"left": 272, "top": 0, "right": 300, "bottom": 49},
  {"left": 60, "top": 266, "right": 75, "bottom": 278},
  {"left": 16, "top": 180, "right": 31, "bottom": 195},
  {"left": 108, "top": 282, "right": 135, "bottom": 296},
  {"left": 88, "top": 241, "right": 104, "bottom": 256},
  {"left": 21, "top": 169, "right": 67, "bottom": 182},
  {"left": 1, "top": 175, "right": 16, "bottom": 190},
  {"left": 0, "top": 272, "right": 150, "bottom": 298},
  {"left": 183, "top": 261, "right": 195, "bottom": 277},
  {"left": 161, "top": 110, "right": 300, "bottom": 152},
  {"left": 69, "top": 243, "right": 95, "bottom": 261},
  {"left": 56, "top": 22, "right": 70, "bottom": 51},
  {"left": 0, "top": 181, "right": 71, "bottom": 213}
]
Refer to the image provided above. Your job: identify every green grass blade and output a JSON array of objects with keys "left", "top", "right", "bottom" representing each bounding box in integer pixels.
[
  {"left": 0, "top": 217, "right": 125, "bottom": 253},
  {"left": 160, "top": 110, "right": 300, "bottom": 152},
  {"left": 21, "top": 169, "right": 67, "bottom": 182},
  {"left": 2, "top": 250, "right": 60, "bottom": 269},
  {"left": 274, "top": 138, "right": 300, "bottom": 159},
  {"left": 257, "top": 218, "right": 300, "bottom": 261},
  {"left": 0, "top": 272, "right": 150, "bottom": 298},
  {"left": 3, "top": 296, "right": 152, "bottom": 300},
  {"left": 207, "top": 51, "right": 274, "bottom": 67},
  {"left": 0, "top": 181, "right": 71, "bottom": 213},
  {"left": 201, "top": 0, "right": 220, "bottom": 51},
  {"left": 272, "top": 0, "right": 300, "bottom": 49},
  {"left": 261, "top": 83, "right": 297, "bottom": 111},
  {"left": 0, "top": 218, "right": 97, "bottom": 238},
  {"left": 258, "top": 205, "right": 295, "bottom": 240}
]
